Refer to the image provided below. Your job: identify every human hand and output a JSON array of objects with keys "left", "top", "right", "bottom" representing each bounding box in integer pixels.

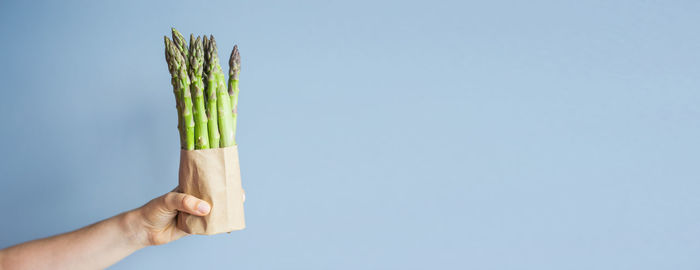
[{"left": 127, "top": 189, "right": 211, "bottom": 246}]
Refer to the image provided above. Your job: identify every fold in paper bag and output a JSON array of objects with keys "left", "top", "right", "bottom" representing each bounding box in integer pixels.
[{"left": 177, "top": 146, "right": 246, "bottom": 235}]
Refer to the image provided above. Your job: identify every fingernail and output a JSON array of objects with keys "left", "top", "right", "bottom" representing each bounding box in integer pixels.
[{"left": 197, "top": 202, "right": 211, "bottom": 214}]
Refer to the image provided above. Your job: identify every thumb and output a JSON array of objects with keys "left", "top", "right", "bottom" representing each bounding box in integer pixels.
[{"left": 162, "top": 192, "right": 211, "bottom": 216}]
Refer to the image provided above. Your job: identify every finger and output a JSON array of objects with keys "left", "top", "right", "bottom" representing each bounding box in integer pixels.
[{"left": 162, "top": 192, "right": 211, "bottom": 216}]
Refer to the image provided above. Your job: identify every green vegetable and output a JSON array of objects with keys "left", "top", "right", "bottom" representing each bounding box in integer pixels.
[
  {"left": 203, "top": 35, "right": 221, "bottom": 148},
  {"left": 188, "top": 36, "right": 209, "bottom": 149},
  {"left": 164, "top": 36, "right": 194, "bottom": 150},
  {"left": 228, "top": 45, "right": 240, "bottom": 144},
  {"left": 165, "top": 28, "right": 240, "bottom": 149},
  {"left": 210, "top": 36, "right": 236, "bottom": 147},
  {"left": 179, "top": 52, "right": 195, "bottom": 150}
]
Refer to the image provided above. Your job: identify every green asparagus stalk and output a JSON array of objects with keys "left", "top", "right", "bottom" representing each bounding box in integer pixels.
[
  {"left": 228, "top": 45, "right": 240, "bottom": 144},
  {"left": 164, "top": 37, "right": 186, "bottom": 149},
  {"left": 204, "top": 35, "right": 221, "bottom": 148},
  {"left": 169, "top": 28, "right": 195, "bottom": 149},
  {"left": 210, "top": 36, "right": 236, "bottom": 147},
  {"left": 188, "top": 36, "right": 210, "bottom": 149},
  {"left": 217, "top": 70, "right": 235, "bottom": 146},
  {"left": 173, "top": 46, "right": 195, "bottom": 150}
]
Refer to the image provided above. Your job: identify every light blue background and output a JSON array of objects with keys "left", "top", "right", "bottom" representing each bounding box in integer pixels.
[{"left": 1, "top": 0, "right": 699, "bottom": 269}]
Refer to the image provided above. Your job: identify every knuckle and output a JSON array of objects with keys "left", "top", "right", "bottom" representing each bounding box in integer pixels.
[
  {"left": 163, "top": 192, "right": 176, "bottom": 202},
  {"left": 180, "top": 194, "right": 192, "bottom": 208},
  {"left": 162, "top": 192, "right": 182, "bottom": 209}
]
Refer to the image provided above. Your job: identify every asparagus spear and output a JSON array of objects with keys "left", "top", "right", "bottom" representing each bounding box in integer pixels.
[
  {"left": 210, "top": 36, "right": 236, "bottom": 147},
  {"left": 188, "top": 36, "right": 210, "bottom": 149},
  {"left": 169, "top": 41, "right": 195, "bottom": 150},
  {"left": 164, "top": 37, "right": 186, "bottom": 149},
  {"left": 168, "top": 28, "right": 195, "bottom": 149},
  {"left": 204, "top": 35, "right": 221, "bottom": 148},
  {"left": 228, "top": 45, "right": 241, "bottom": 144}
]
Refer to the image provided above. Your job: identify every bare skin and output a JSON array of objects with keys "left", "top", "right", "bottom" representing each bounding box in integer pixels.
[{"left": 0, "top": 190, "right": 211, "bottom": 270}]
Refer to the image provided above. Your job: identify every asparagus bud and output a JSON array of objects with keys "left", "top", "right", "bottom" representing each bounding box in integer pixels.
[{"left": 171, "top": 28, "right": 189, "bottom": 67}]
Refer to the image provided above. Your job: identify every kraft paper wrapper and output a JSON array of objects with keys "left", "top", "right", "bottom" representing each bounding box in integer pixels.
[{"left": 177, "top": 146, "right": 246, "bottom": 235}]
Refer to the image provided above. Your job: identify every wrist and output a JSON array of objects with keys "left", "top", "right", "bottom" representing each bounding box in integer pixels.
[{"left": 118, "top": 210, "right": 150, "bottom": 250}]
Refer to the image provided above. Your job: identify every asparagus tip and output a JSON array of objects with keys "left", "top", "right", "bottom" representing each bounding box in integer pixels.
[
  {"left": 229, "top": 45, "right": 241, "bottom": 80},
  {"left": 209, "top": 35, "right": 218, "bottom": 55}
]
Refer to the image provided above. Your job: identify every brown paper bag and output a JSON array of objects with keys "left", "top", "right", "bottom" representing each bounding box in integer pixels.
[{"left": 177, "top": 146, "right": 246, "bottom": 235}]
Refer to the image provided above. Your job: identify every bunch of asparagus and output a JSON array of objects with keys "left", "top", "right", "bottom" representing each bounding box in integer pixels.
[{"left": 165, "top": 28, "right": 241, "bottom": 150}]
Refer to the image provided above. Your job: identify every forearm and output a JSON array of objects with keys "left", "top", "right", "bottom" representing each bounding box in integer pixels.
[{"left": 0, "top": 210, "right": 147, "bottom": 270}]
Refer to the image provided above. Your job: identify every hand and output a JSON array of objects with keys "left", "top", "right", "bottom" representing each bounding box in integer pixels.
[{"left": 130, "top": 190, "right": 211, "bottom": 246}]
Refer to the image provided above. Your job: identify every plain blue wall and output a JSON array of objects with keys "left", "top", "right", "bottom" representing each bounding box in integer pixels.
[{"left": 1, "top": 0, "right": 699, "bottom": 269}]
